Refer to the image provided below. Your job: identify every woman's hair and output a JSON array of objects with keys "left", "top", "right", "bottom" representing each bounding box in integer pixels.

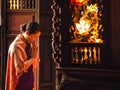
[{"left": 20, "top": 21, "right": 40, "bottom": 34}]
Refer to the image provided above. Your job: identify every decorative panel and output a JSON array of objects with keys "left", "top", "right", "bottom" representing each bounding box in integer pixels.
[{"left": 6, "top": 0, "right": 37, "bottom": 9}]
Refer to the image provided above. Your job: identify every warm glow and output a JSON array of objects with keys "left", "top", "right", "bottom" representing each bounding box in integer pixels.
[
  {"left": 76, "top": 20, "right": 90, "bottom": 34},
  {"left": 10, "top": 0, "right": 19, "bottom": 9},
  {"left": 70, "top": 0, "right": 88, "bottom": 5},
  {"left": 87, "top": 4, "right": 98, "bottom": 13},
  {"left": 70, "top": 0, "right": 103, "bottom": 43}
]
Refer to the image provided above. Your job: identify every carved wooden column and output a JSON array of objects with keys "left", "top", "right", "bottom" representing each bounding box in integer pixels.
[{"left": 51, "top": 0, "right": 62, "bottom": 64}]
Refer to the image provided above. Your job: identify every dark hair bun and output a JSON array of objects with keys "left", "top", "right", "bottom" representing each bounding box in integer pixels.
[
  {"left": 20, "top": 22, "right": 40, "bottom": 34},
  {"left": 22, "top": 23, "right": 27, "bottom": 32}
]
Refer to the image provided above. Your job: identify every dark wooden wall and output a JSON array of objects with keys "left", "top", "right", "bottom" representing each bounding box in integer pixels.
[
  {"left": 0, "top": 0, "right": 1, "bottom": 89},
  {"left": 111, "top": 0, "right": 120, "bottom": 65},
  {"left": 40, "top": 0, "right": 55, "bottom": 90}
]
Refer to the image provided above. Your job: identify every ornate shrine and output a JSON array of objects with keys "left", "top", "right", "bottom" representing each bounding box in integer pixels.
[{"left": 51, "top": 0, "right": 111, "bottom": 67}]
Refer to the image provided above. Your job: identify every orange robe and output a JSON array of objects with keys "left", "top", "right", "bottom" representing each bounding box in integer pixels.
[{"left": 5, "top": 34, "right": 38, "bottom": 90}]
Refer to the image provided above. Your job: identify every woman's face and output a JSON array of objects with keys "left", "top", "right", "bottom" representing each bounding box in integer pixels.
[{"left": 26, "top": 31, "right": 41, "bottom": 44}]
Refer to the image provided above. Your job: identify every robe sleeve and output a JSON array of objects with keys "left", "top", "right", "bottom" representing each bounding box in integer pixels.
[{"left": 13, "top": 45, "right": 27, "bottom": 76}]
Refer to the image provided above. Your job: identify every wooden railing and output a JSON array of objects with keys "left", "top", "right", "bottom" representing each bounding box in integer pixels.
[
  {"left": 66, "top": 40, "right": 104, "bottom": 65},
  {"left": 7, "top": 0, "right": 36, "bottom": 9}
]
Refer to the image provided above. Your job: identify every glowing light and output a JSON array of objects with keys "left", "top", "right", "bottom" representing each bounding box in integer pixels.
[
  {"left": 87, "top": 4, "right": 98, "bottom": 13},
  {"left": 71, "top": 2, "right": 103, "bottom": 43},
  {"left": 76, "top": 20, "right": 90, "bottom": 34},
  {"left": 70, "top": 0, "right": 88, "bottom": 5}
]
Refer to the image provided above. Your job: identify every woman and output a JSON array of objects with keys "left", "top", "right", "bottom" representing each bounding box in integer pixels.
[{"left": 5, "top": 21, "right": 41, "bottom": 90}]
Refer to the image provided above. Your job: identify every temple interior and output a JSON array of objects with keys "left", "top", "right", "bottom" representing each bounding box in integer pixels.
[{"left": 1, "top": 0, "right": 120, "bottom": 90}]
